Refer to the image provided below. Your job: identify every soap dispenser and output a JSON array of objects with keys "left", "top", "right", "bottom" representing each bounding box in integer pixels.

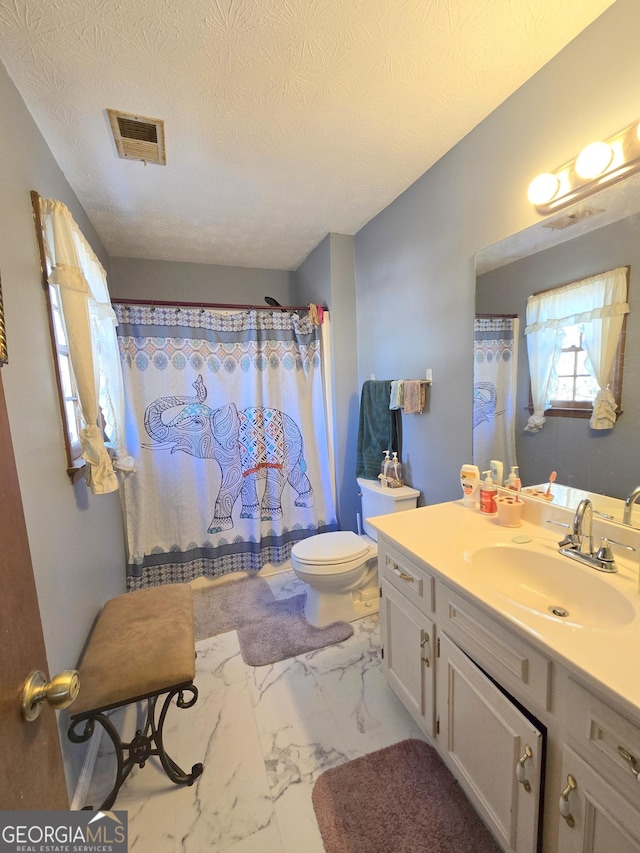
[
  {"left": 505, "top": 466, "right": 520, "bottom": 490},
  {"left": 389, "top": 451, "right": 404, "bottom": 488},
  {"left": 480, "top": 471, "right": 498, "bottom": 515},
  {"left": 380, "top": 450, "right": 391, "bottom": 488}
]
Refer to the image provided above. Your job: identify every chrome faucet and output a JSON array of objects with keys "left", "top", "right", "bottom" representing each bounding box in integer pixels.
[
  {"left": 623, "top": 485, "right": 640, "bottom": 525},
  {"left": 550, "top": 497, "right": 637, "bottom": 573},
  {"left": 557, "top": 498, "right": 594, "bottom": 555},
  {"left": 573, "top": 498, "right": 594, "bottom": 555}
]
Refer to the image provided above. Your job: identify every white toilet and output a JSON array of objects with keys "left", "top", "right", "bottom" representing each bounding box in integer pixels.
[{"left": 290, "top": 477, "right": 420, "bottom": 626}]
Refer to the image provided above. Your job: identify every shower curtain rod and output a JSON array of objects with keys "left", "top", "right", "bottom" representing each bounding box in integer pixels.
[
  {"left": 475, "top": 312, "right": 518, "bottom": 319},
  {"left": 112, "top": 297, "right": 325, "bottom": 312}
]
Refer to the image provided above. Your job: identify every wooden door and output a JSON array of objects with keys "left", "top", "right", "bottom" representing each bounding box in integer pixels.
[{"left": 0, "top": 370, "right": 68, "bottom": 808}]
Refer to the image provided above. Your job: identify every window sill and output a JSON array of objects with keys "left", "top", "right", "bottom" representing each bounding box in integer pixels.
[
  {"left": 66, "top": 458, "right": 86, "bottom": 484},
  {"left": 66, "top": 442, "right": 117, "bottom": 484},
  {"left": 526, "top": 405, "right": 623, "bottom": 421}
]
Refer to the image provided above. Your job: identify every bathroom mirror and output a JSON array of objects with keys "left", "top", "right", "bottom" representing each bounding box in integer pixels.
[{"left": 475, "top": 175, "right": 640, "bottom": 528}]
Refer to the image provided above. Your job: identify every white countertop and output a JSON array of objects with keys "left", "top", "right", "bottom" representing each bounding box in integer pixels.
[{"left": 370, "top": 499, "right": 640, "bottom": 721}]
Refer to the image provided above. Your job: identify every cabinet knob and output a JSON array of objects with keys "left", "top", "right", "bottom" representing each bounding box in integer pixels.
[
  {"left": 559, "top": 774, "right": 577, "bottom": 828},
  {"left": 516, "top": 744, "right": 532, "bottom": 793}
]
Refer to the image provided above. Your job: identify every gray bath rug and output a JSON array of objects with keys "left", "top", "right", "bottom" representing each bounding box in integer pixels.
[
  {"left": 192, "top": 575, "right": 276, "bottom": 640},
  {"left": 237, "top": 593, "right": 353, "bottom": 666},
  {"left": 312, "top": 739, "right": 501, "bottom": 853}
]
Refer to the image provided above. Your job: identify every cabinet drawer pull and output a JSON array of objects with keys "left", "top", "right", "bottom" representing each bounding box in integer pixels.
[
  {"left": 421, "top": 633, "right": 430, "bottom": 666},
  {"left": 516, "top": 745, "right": 532, "bottom": 793},
  {"left": 559, "top": 774, "right": 577, "bottom": 828},
  {"left": 393, "top": 567, "right": 414, "bottom": 583},
  {"left": 617, "top": 746, "right": 640, "bottom": 780}
]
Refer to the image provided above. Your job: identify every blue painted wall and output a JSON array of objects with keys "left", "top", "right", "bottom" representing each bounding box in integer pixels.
[{"left": 354, "top": 0, "right": 639, "bottom": 508}]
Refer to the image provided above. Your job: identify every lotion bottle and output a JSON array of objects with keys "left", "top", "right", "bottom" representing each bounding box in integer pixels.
[
  {"left": 460, "top": 464, "right": 480, "bottom": 508},
  {"left": 480, "top": 471, "right": 498, "bottom": 515},
  {"left": 490, "top": 459, "right": 504, "bottom": 488}
]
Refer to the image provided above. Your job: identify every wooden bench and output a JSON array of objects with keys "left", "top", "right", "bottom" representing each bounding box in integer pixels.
[{"left": 68, "top": 583, "right": 203, "bottom": 809}]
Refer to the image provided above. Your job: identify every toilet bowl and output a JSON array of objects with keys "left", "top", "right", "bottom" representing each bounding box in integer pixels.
[
  {"left": 291, "top": 478, "right": 420, "bottom": 627},
  {"left": 291, "top": 531, "right": 379, "bottom": 626}
]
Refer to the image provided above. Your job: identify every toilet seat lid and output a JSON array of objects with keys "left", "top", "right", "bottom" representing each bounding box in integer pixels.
[{"left": 292, "top": 531, "right": 370, "bottom": 565}]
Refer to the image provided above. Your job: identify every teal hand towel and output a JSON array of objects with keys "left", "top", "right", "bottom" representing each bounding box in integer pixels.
[{"left": 356, "top": 380, "right": 401, "bottom": 480}]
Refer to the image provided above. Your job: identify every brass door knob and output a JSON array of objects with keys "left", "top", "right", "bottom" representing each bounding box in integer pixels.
[{"left": 20, "top": 669, "right": 80, "bottom": 722}]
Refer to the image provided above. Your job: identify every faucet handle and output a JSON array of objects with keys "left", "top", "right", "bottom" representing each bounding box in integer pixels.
[
  {"left": 595, "top": 536, "right": 637, "bottom": 565},
  {"left": 593, "top": 509, "right": 615, "bottom": 520},
  {"left": 558, "top": 534, "right": 579, "bottom": 549},
  {"left": 603, "top": 537, "right": 637, "bottom": 552},
  {"left": 547, "top": 519, "right": 579, "bottom": 548},
  {"left": 595, "top": 537, "right": 615, "bottom": 564}
]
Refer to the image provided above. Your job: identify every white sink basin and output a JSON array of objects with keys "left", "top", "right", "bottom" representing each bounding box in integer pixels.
[{"left": 464, "top": 544, "right": 635, "bottom": 629}]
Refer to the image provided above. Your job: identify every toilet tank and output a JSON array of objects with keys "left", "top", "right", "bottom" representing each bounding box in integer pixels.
[{"left": 357, "top": 477, "right": 420, "bottom": 540}]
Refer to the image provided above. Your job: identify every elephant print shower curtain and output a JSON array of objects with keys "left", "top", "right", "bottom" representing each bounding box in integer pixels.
[
  {"left": 473, "top": 315, "right": 519, "bottom": 477},
  {"left": 115, "top": 305, "right": 338, "bottom": 590}
]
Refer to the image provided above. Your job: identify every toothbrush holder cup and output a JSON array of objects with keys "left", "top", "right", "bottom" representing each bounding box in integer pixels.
[{"left": 496, "top": 495, "right": 524, "bottom": 527}]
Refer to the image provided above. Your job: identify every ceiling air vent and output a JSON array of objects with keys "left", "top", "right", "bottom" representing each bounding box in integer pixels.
[{"left": 107, "top": 109, "right": 166, "bottom": 165}]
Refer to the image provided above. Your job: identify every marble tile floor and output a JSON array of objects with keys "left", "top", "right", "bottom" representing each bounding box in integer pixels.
[{"left": 85, "top": 571, "right": 427, "bottom": 852}]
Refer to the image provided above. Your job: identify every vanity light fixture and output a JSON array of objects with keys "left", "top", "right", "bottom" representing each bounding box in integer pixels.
[
  {"left": 527, "top": 119, "right": 640, "bottom": 215},
  {"left": 574, "top": 141, "right": 614, "bottom": 179}
]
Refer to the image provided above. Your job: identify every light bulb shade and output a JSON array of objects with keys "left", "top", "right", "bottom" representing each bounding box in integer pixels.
[
  {"left": 575, "top": 141, "right": 613, "bottom": 179},
  {"left": 527, "top": 172, "right": 560, "bottom": 205}
]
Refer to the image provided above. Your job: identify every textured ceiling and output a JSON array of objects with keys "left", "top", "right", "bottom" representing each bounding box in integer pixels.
[{"left": 0, "top": 0, "right": 615, "bottom": 270}]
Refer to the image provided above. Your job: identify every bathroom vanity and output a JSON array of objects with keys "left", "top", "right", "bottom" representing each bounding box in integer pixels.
[{"left": 370, "top": 499, "right": 640, "bottom": 853}]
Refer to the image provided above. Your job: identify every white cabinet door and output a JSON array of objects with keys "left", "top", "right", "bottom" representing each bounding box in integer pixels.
[
  {"left": 381, "top": 579, "right": 435, "bottom": 737},
  {"left": 557, "top": 747, "right": 640, "bottom": 853},
  {"left": 437, "top": 633, "right": 543, "bottom": 853}
]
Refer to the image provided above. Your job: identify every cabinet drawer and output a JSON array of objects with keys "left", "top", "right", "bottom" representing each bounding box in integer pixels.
[
  {"left": 568, "top": 677, "right": 640, "bottom": 795},
  {"left": 380, "top": 543, "right": 435, "bottom": 615},
  {"left": 437, "top": 582, "right": 551, "bottom": 712}
]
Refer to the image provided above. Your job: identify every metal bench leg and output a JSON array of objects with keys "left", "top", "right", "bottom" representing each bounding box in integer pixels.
[
  {"left": 68, "top": 684, "right": 203, "bottom": 810},
  {"left": 149, "top": 686, "right": 203, "bottom": 785}
]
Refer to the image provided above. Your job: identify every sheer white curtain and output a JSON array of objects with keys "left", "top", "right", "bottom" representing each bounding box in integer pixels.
[
  {"left": 39, "top": 197, "right": 135, "bottom": 493},
  {"left": 524, "top": 267, "right": 629, "bottom": 432}
]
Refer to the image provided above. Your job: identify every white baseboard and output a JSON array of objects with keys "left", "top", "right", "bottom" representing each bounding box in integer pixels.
[
  {"left": 70, "top": 726, "right": 102, "bottom": 810},
  {"left": 258, "top": 560, "right": 293, "bottom": 578}
]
